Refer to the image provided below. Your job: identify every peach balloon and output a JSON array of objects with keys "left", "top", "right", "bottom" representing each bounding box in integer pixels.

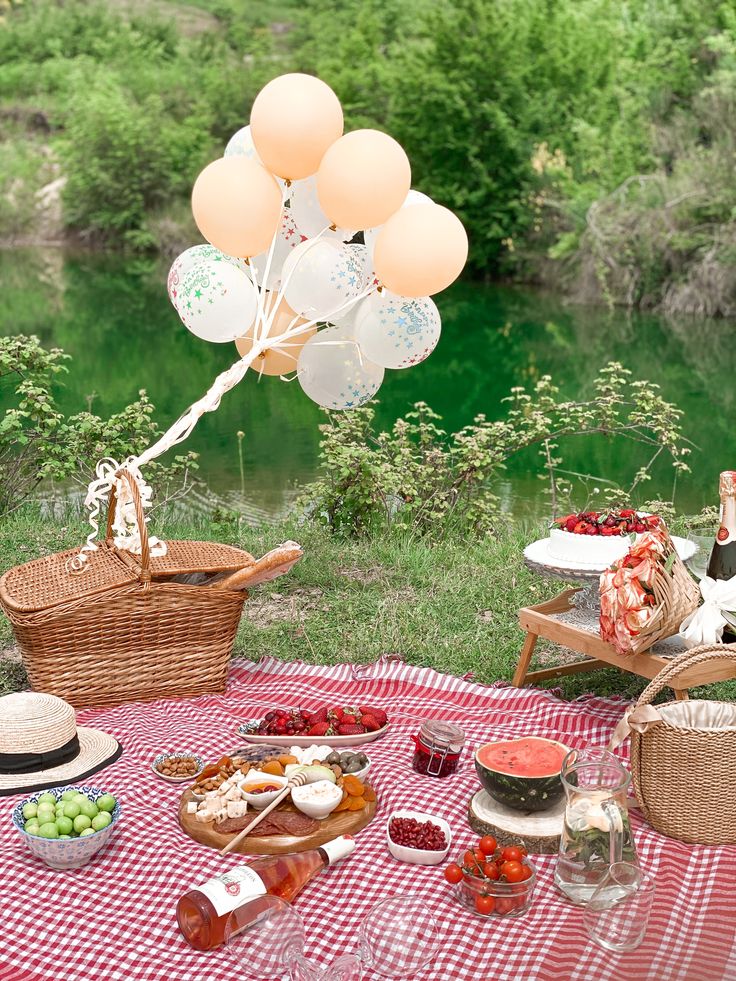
[
  {"left": 316, "top": 129, "right": 411, "bottom": 231},
  {"left": 235, "top": 294, "right": 315, "bottom": 376},
  {"left": 250, "top": 73, "right": 343, "bottom": 180},
  {"left": 191, "top": 157, "right": 281, "bottom": 258},
  {"left": 373, "top": 203, "right": 468, "bottom": 297}
]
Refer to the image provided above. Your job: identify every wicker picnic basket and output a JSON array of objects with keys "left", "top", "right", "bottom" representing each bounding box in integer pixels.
[
  {"left": 0, "top": 471, "right": 253, "bottom": 709},
  {"left": 619, "top": 644, "right": 736, "bottom": 844}
]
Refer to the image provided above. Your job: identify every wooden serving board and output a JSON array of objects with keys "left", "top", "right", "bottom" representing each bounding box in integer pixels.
[
  {"left": 468, "top": 789, "right": 564, "bottom": 855},
  {"left": 178, "top": 786, "right": 378, "bottom": 855}
]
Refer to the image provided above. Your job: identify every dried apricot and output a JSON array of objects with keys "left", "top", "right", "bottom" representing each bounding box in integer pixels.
[
  {"left": 362, "top": 784, "right": 376, "bottom": 802},
  {"left": 347, "top": 796, "right": 367, "bottom": 811},
  {"left": 342, "top": 775, "right": 364, "bottom": 797},
  {"left": 260, "top": 760, "right": 284, "bottom": 776},
  {"left": 278, "top": 755, "right": 298, "bottom": 766},
  {"left": 334, "top": 795, "right": 352, "bottom": 812}
]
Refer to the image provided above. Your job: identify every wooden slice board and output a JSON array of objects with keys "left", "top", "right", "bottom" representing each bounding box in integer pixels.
[
  {"left": 178, "top": 786, "right": 378, "bottom": 855},
  {"left": 468, "top": 789, "right": 564, "bottom": 855}
]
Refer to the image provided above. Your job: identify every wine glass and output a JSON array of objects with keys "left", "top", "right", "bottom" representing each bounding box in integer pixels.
[{"left": 225, "top": 894, "right": 440, "bottom": 980}]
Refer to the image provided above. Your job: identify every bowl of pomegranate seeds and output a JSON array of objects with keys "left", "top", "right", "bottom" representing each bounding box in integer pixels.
[{"left": 386, "top": 810, "right": 452, "bottom": 865}]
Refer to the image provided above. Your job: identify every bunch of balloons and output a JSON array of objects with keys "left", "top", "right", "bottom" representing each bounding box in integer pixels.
[{"left": 167, "top": 73, "right": 468, "bottom": 411}]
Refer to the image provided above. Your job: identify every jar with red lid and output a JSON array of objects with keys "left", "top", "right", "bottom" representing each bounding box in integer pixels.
[{"left": 411, "top": 721, "right": 465, "bottom": 778}]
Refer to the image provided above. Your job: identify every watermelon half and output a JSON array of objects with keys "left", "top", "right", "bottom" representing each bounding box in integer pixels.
[{"left": 475, "top": 737, "right": 571, "bottom": 812}]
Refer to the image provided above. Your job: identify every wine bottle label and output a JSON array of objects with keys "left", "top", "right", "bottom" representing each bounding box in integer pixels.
[
  {"left": 320, "top": 834, "right": 356, "bottom": 865},
  {"left": 716, "top": 493, "right": 736, "bottom": 545},
  {"left": 195, "top": 866, "right": 267, "bottom": 917}
]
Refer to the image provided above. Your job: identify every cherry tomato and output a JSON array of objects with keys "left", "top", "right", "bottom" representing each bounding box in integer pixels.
[
  {"left": 444, "top": 863, "right": 463, "bottom": 884},
  {"left": 475, "top": 894, "right": 495, "bottom": 915},
  {"left": 463, "top": 850, "right": 481, "bottom": 871},
  {"left": 501, "top": 846, "right": 523, "bottom": 863},
  {"left": 482, "top": 861, "right": 500, "bottom": 881},
  {"left": 479, "top": 835, "right": 498, "bottom": 856},
  {"left": 474, "top": 848, "right": 485, "bottom": 864},
  {"left": 494, "top": 898, "right": 514, "bottom": 916},
  {"left": 519, "top": 864, "right": 533, "bottom": 882},
  {"left": 500, "top": 860, "right": 525, "bottom": 883}
]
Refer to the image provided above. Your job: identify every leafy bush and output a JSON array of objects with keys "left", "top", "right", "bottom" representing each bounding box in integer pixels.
[
  {"left": 60, "top": 78, "right": 209, "bottom": 247},
  {"left": 300, "top": 363, "right": 690, "bottom": 537},
  {"left": 0, "top": 334, "right": 198, "bottom": 516}
]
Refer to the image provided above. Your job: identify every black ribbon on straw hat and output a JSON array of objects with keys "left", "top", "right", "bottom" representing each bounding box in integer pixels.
[
  {"left": 0, "top": 692, "right": 122, "bottom": 797},
  {"left": 0, "top": 734, "right": 81, "bottom": 775}
]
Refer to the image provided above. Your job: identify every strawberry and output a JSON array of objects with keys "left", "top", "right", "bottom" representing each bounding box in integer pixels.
[
  {"left": 565, "top": 516, "right": 578, "bottom": 532},
  {"left": 360, "top": 713, "right": 381, "bottom": 732},
  {"left": 337, "top": 723, "right": 366, "bottom": 735},
  {"left": 341, "top": 714, "right": 358, "bottom": 726},
  {"left": 359, "top": 706, "right": 388, "bottom": 727},
  {"left": 329, "top": 707, "right": 345, "bottom": 722},
  {"left": 306, "top": 708, "right": 328, "bottom": 726},
  {"left": 308, "top": 722, "right": 332, "bottom": 736}
]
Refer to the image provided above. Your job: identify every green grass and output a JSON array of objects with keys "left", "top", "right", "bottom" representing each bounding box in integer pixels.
[{"left": 1, "top": 507, "right": 734, "bottom": 704}]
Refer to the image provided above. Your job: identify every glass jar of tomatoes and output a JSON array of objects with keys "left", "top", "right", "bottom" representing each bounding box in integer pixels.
[{"left": 411, "top": 721, "right": 465, "bottom": 777}]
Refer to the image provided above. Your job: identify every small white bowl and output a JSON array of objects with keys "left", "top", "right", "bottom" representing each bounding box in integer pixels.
[
  {"left": 386, "top": 809, "right": 452, "bottom": 866},
  {"left": 240, "top": 773, "right": 289, "bottom": 810},
  {"left": 291, "top": 780, "right": 343, "bottom": 820}
]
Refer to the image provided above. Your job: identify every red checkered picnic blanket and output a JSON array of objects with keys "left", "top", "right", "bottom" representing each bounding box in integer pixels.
[{"left": 1, "top": 656, "right": 734, "bottom": 981}]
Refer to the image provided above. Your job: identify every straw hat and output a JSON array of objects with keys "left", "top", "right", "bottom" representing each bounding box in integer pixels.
[{"left": 0, "top": 692, "right": 122, "bottom": 797}]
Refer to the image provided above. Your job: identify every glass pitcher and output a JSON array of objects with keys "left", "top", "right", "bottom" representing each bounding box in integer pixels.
[{"left": 554, "top": 747, "right": 638, "bottom": 905}]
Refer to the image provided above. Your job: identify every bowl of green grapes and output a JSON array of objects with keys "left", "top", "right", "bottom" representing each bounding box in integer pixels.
[{"left": 12, "top": 785, "right": 120, "bottom": 869}]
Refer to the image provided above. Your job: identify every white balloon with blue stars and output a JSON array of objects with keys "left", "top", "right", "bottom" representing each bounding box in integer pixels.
[
  {"left": 354, "top": 291, "right": 441, "bottom": 370},
  {"left": 283, "top": 239, "right": 365, "bottom": 322},
  {"left": 297, "top": 323, "right": 384, "bottom": 410}
]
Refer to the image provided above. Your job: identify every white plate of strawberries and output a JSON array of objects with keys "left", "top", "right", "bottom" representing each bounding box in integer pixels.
[{"left": 237, "top": 704, "right": 390, "bottom": 746}]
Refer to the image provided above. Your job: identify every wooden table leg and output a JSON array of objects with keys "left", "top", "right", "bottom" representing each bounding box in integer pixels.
[
  {"left": 512, "top": 631, "right": 538, "bottom": 687},
  {"left": 674, "top": 688, "right": 689, "bottom": 701}
]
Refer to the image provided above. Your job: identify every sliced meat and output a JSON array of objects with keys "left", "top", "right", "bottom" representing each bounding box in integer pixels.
[{"left": 215, "top": 814, "right": 252, "bottom": 834}]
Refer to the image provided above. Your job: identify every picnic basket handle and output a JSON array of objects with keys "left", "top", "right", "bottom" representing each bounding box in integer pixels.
[
  {"left": 635, "top": 642, "right": 736, "bottom": 707},
  {"left": 105, "top": 469, "right": 151, "bottom": 581}
]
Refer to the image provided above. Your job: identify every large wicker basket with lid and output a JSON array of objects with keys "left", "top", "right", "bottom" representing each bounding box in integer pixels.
[{"left": 0, "top": 472, "right": 255, "bottom": 709}]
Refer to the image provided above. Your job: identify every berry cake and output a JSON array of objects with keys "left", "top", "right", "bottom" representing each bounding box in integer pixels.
[{"left": 548, "top": 509, "right": 661, "bottom": 566}]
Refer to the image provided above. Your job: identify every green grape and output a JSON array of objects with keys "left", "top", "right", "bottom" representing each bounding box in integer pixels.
[
  {"left": 56, "top": 816, "right": 73, "bottom": 835},
  {"left": 22, "top": 802, "right": 38, "bottom": 820},
  {"left": 61, "top": 801, "right": 81, "bottom": 819},
  {"left": 73, "top": 814, "right": 92, "bottom": 833},
  {"left": 79, "top": 828, "right": 96, "bottom": 837},
  {"left": 91, "top": 812, "right": 112, "bottom": 831},
  {"left": 38, "top": 822, "right": 59, "bottom": 839},
  {"left": 95, "top": 794, "right": 117, "bottom": 813}
]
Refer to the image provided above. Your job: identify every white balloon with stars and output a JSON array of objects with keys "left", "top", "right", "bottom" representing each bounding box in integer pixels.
[
  {"left": 354, "top": 291, "right": 441, "bottom": 369},
  {"left": 283, "top": 239, "right": 367, "bottom": 322},
  {"left": 178, "top": 259, "right": 257, "bottom": 343},
  {"left": 297, "top": 323, "right": 384, "bottom": 410}
]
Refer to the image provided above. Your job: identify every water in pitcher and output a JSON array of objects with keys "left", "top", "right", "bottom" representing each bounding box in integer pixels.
[{"left": 554, "top": 748, "right": 638, "bottom": 906}]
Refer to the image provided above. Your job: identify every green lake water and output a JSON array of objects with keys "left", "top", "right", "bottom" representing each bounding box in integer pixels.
[{"left": 1, "top": 247, "right": 734, "bottom": 521}]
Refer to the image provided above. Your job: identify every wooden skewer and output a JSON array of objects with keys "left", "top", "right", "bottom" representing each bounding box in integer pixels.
[{"left": 220, "top": 772, "right": 309, "bottom": 855}]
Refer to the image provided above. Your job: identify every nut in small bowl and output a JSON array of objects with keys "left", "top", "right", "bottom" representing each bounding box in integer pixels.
[
  {"left": 240, "top": 773, "right": 289, "bottom": 810},
  {"left": 151, "top": 753, "right": 204, "bottom": 783},
  {"left": 386, "top": 809, "right": 452, "bottom": 866}
]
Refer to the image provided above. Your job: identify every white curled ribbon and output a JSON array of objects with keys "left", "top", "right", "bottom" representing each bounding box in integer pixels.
[
  {"left": 679, "top": 575, "right": 736, "bottom": 648},
  {"left": 67, "top": 459, "right": 167, "bottom": 573}
]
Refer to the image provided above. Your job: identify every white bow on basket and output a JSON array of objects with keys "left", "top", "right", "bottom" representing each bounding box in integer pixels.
[
  {"left": 679, "top": 575, "right": 736, "bottom": 648},
  {"left": 68, "top": 459, "right": 167, "bottom": 573}
]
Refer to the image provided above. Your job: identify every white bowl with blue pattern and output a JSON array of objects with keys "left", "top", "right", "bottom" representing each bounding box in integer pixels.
[{"left": 12, "top": 785, "right": 121, "bottom": 870}]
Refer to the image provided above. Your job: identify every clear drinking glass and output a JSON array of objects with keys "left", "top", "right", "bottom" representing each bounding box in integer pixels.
[
  {"left": 225, "top": 894, "right": 440, "bottom": 980},
  {"left": 582, "top": 862, "right": 655, "bottom": 953}
]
